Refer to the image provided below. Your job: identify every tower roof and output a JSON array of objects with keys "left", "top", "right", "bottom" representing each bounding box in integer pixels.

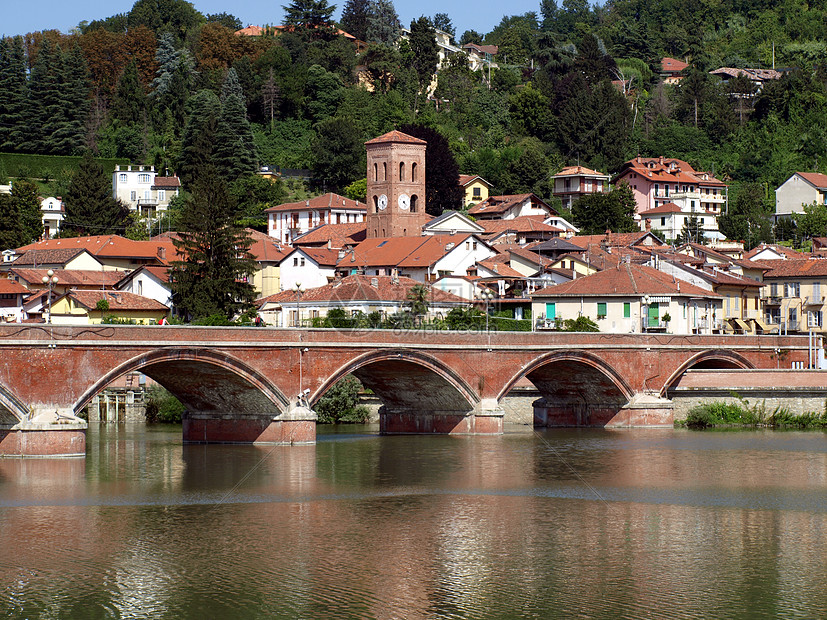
[{"left": 365, "top": 130, "right": 427, "bottom": 146}]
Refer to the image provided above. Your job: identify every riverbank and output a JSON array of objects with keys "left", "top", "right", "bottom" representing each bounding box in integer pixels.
[{"left": 677, "top": 400, "right": 827, "bottom": 429}]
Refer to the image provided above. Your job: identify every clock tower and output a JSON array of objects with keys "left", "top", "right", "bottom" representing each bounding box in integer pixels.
[{"left": 365, "top": 130, "right": 427, "bottom": 238}]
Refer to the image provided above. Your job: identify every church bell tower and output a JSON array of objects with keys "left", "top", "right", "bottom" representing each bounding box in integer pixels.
[{"left": 365, "top": 130, "right": 427, "bottom": 238}]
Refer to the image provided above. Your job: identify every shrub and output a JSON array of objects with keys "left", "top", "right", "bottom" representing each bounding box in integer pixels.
[
  {"left": 145, "top": 386, "right": 185, "bottom": 423},
  {"left": 315, "top": 375, "right": 370, "bottom": 424}
]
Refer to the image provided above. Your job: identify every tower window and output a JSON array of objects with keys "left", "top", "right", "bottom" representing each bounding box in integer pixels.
[
  {"left": 373, "top": 163, "right": 377, "bottom": 182},
  {"left": 383, "top": 162, "right": 387, "bottom": 181},
  {"left": 373, "top": 195, "right": 378, "bottom": 213},
  {"left": 411, "top": 162, "right": 418, "bottom": 183},
  {"left": 410, "top": 195, "right": 418, "bottom": 212},
  {"left": 400, "top": 162, "right": 406, "bottom": 182}
]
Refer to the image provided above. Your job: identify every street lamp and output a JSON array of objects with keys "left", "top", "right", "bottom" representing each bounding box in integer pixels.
[
  {"left": 478, "top": 288, "right": 494, "bottom": 350},
  {"left": 41, "top": 269, "right": 59, "bottom": 324},
  {"left": 293, "top": 282, "right": 303, "bottom": 328}
]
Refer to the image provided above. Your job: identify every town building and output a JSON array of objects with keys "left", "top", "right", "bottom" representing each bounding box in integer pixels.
[
  {"left": 365, "top": 130, "right": 430, "bottom": 238},
  {"left": 0, "top": 279, "right": 30, "bottom": 323},
  {"left": 462, "top": 43, "right": 498, "bottom": 72},
  {"left": 49, "top": 289, "right": 169, "bottom": 325},
  {"left": 759, "top": 259, "right": 827, "bottom": 334},
  {"left": 551, "top": 166, "right": 611, "bottom": 210},
  {"left": 266, "top": 193, "right": 366, "bottom": 245},
  {"left": 531, "top": 262, "right": 722, "bottom": 334},
  {"left": 467, "top": 193, "right": 557, "bottom": 221},
  {"left": 775, "top": 172, "right": 827, "bottom": 220},
  {"left": 255, "top": 274, "right": 468, "bottom": 327},
  {"left": 279, "top": 247, "right": 341, "bottom": 292},
  {"left": 115, "top": 266, "right": 174, "bottom": 312},
  {"left": 660, "top": 57, "right": 688, "bottom": 84},
  {"left": 458, "top": 174, "right": 492, "bottom": 207},
  {"left": 13, "top": 236, "right": 177, "bottom": 271},
  {"left": 638, "top": 198, "right": 724, "bottom": 242},
  {"left": 112, "top": 165, "right": 181, "bottom": 219},
  {"left": 614, "top": 156, "right": 728, "bottom": 216},
  {"left": 40, "top": 197, "right": 64, "bottom": 239}
]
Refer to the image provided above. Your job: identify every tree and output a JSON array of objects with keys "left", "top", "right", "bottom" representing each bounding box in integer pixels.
[
  {"left": 366, "top": 0, "right": 401, "bottom": 46},
  {"left": 111, "top": 60, "right": 147, "bottom": 124},
  {"left": 679, "top": 214, "right": 705, "bottom": 245},
  {"left": 0, "top": 37, "right": 28, "bottom": 152},
  {"left": 340, "top": 0, "right": 370, "bottom": 40},
  {"left": 10, "top": 180, "right": 45, "bottom": 244},
  {"left": 404, "top": 284, "right": 430, "bottom": 322},
  {"left": 312, "top": 116, "right": 365, "bottom": 192},
  {"left": 432, "top": 13, "right": 455, "bottom": 39},
  {"left": 407, "top": 17, "right": 439, "bottom": 97},
  {"left": 794, "top": 202, "right": 827, "bottom": 241},
  {"left": 282, "top": 0, "right": 336, "bottom": 38},
  {"left": 213, "top": 71, "right": 258, "bottom": 182},
  {"left": 207, "top": 12, "right": 243, "bottom": 30},
  {"left": 63, "top": 152, "right": 131, "bottom": 236},
  {"left": 314, "top": 375, "right": 369, "bottom": 423},
  {"left": 24, "top": 39, "right": 61, "bottom": 154},
  {"left": 178, "top": 90, "right": 222, "bottom": 187},
  {"left": 127, "top": 0, "right": 204, "bottom": 43},
  {"left": 0, "top": 194, "right": 24, "bottom": 249},
  {"left": 398, "top": 124, "right": 463, "bottom": 216},
  {"left": 571, "top": 181, "right": 637, "bottom": 235},
  {"left": 718, "top": 183, "right": 773, "bottom": 249},
  {"left": 55, "top": 45, "right": 92, "bottom": 154},
  {"left": 228, "top": 174, "right": 287, "bottom": 230},
  {"left": 460, "top": 30, "right": 483, "bottom": 45},
  {"left": 170, "top": 170, "right": 257, "bottom": 321}
]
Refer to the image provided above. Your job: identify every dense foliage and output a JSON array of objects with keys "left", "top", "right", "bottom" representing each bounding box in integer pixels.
[
  {"left": 3, "top": 0, "right": 827, "bottom": 243},
  {"left": 314, "top": 374, "right": 370, "bottom": 423}
]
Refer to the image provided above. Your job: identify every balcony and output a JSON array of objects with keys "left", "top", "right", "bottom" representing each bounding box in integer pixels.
[
  {"left": 763, "top": 296, "right": 782, "bottom": 306},
  {"left": 803, "top": 296, "right": 825, "bottom": 307},
  {"left": 137, "top": 198, "right": 158, "bottom": 206}
]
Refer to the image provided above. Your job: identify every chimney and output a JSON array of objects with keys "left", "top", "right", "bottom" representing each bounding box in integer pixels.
[
  {"left": 370, "top": 277, "right": 378, "bottom": 288},
  {"left": 645, "top": 219, "right": 651, "bottom": 232},
  {"left": 604, "top": 229, "right": 612, "bottom": 245},
  {"left": 659, "top": 155, "right": 664, "bottom": 165}
]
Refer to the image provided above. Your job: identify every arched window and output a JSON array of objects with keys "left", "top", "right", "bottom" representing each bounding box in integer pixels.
[
  {"left": 399, "top": 162, "right": 406, "bottom": 182},
  {"left": 383, "top": 162, "right": 387, "bottom": 181},
  {"left": 410, "top": 195, "right": 418, "bottom": 212},
  {"left": 373, "top": 195, "right": 379, "bottom": 213},
  {"left": 373, "top": 163, "right": 378, "bottom": 182},
  {"left": 411, "top": 162, "right": 418, "bottom": 182}
]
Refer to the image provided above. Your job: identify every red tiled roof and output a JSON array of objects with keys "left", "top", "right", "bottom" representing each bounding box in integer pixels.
[
  {"left": 661, "top": 57, "right": 688, "bottom": 73},
  {"left": 640, "top": 202, "right": 683, "bottom": 215},
  {"left": 256, "top": 274, "right": 467, "bottom": 306},
  {"left": 462, "top": 43, "right": 498, "bottom": 55},
  {"left": 10, "top": 248, "right": 89, "bottom": 266},
  {"left": 264, "top": 192, "right": 366, "bottom": 214},
  {"left": 0, "top": 279, "right": 29, "bottom": 295},
  {"left": 458, "top": 174, "right": 490, "bottom": 187},
  {"left": 478, "top": 217, "right": 563, "bottom": 235},
  {"left": 554, "top": 165, "right": 608, "bottom": 178},
  {"left": 569, "top": 231, "right": 660, "bottom": 249},
  {"left": 339, "top": 235, "right": 476, "bottom": 270},
  {"left": 17, "top": 235, "right": 178, "bottom": 262},
  {"left": 151, "top": 176, "right": 180, "bottom": 188},
  {"left": 476, "top": 258, "right": 525, "bottom": 278},
  {"left": 762, "top": 259, "right": 827, "bottom": 279},
  {"left": 289, "top": 247, "right": 342, "bottom": 267},
  {"left": 743, "top": 243, "right": 804, "bottom": 260},
  {"left": 235, "top": 24, "right": 264, "bottom": 36},
  {"left": 467, "top": 194, "right": 553, "bottom": 216},
  {"left": 616, "top": 156, "right": 728, "bottom": 187},
  {"left": 710, "top": 67, "right": 781, "bottom": 81},
  {"left": 69, "top": 289, "right": 169, "bottom": 311},
  {"left": 11, "top": 269, "right": 123, "bottom": 288},
  {"left": 292, "top": 222, "right": 367, "bottom": 248},
  {"left": 365, "top": 130, "right": 427, "bottom": 145},
  {"left": 795, "top": 172, "right": 827, "bottom": 189},
  {"left": 533, "top": 263, "right": 719, "bottom": 298}
]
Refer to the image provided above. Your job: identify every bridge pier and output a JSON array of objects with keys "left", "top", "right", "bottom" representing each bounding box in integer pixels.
[
  {"left": 0, "top": 408, "right": 86, "bottom": 458},
  {"left": 533, "top": 393, "right": 673, "bottom": 428},
  {"left": 379, "top": 400, "right": 504, "bottom": 435},
  {"left": 182, "top": 406, "right": 316, "bottom": 445}
]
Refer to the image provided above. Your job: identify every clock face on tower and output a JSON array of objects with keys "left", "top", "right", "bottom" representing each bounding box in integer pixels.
[
  {"left": 378, "top": 194, "right": 388, "bottom": 210},
  {"left": 398, "top": 193, "right": 410, "bottom": 210}
]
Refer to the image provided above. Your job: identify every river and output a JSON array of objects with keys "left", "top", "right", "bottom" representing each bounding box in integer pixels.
[{"left": 1, "top": 424, "right": 827, "bottom": 619}]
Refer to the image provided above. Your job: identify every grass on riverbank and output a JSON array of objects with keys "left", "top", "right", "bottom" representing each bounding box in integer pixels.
[{"left": 678, "top": 397, "right": 827, "bottom": 429}]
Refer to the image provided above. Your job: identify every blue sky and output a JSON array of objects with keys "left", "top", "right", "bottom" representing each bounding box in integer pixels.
[{"left": 3, "top": 0, "right": 543, "bottom": 39}]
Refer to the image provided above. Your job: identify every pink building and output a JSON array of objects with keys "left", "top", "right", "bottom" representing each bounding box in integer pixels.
[
  {"left": 613, "top": 156, "right": 728, "bottom": 217},
  {"left": 551, "top": 166, "right": 611, "bottom": 210}
]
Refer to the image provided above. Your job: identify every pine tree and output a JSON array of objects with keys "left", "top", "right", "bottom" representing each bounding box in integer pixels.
[
  {"left": 24, "top": 39, "right": 62, "bottom": 154},
  {"left": 214, "top": 90, "right": 258, "bottom": 181},
  {"left": 52, "top": 45, "right": 91, "bottom": 154},
  {"left": 178, "top": 90, "right": 222, "bottom": 187},
  {"left": 282, "top": 0, "right": 336, "bottom": 38},
  {"left": 341, "top": 0, "right": 369, "bottom": 40},
  {"left": 63, "top": 152, "right": 131, "bottom": 236},
  {"left": 366, "top": 0, "right": 400, "bottom": 46},
  {"left": 408, "top": 17, "right": 439, "bottom": 96},
  {"left": 0, "top": 37, "right": 28, "bottom": 152},
  {"left": 111, "top": 59, "right": 147, "bottom": 124},
  {"left": 0, "top": 194, "right": 25, "bottom": 249},
  {"left": 10, "top": 180, "right": 44, "bottom": 244},
  {"left": 220, "top": 67, "right": 245, "bottom": 102},
  {"left": 170, "top": 169, "right": 257, "bottom": 321},
  {"left": 151, "top": 33, "right": 180, "bottom": 99}
]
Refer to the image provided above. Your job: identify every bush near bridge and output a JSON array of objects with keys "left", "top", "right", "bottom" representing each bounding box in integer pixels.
[
  {"left": 145, "top": 386, "right": 185, "bottom": 424},
  {"left": 315, "top": 375, "right": 370, "bottom": 424},
  {"left": 679, "top": 397, "right": 827, "bottom": 429}
]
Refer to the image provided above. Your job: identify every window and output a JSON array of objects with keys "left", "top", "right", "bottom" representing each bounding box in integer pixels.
[
  {"left": 300, "top": 257, "right": 305, "bottom": 267},
  {"left": 382, "top": 162, "right": 387, "bottom": 181},
  {"left": 138, "top": 173, "right": 151, "bottom": 183},
  {"left": 597, "top": 302, "right": 607, "bottom": 319},
  {"left": 399, "top": 162, "right": 405, "bottom": 181},
  {"left": 770, "top": 283, "right": 778, "bottom": 296},
  {"left": 786, "top": 282, "right": 800, "bottom": 298},
  {"left": 130, "top": 191, "right": 136, "bottom": 201},
  {"left": 815, "top": 282, "right": 821, "bottom": 300},
  {"left": 546, "top": 302, "right": 556, "bottom": 320},
  {"left": 473, "top": 242, "right": 478, "bottom": 250},
  {"left": 412, "top": 162, "right": 418, "bottom": 182},
  {"left": 623, "top": 302, "right": 630, "bottom": 318},
  {"left": 661, "top": 217, "right": 666, "bottom": 226},
  {"left": 158, "top": 190, "right": 165, "bottom": 201},
  {"left": 473, "top": 186, "right": 481, "bottom": 198},
  {"left": 119, "top": 173, "right": 127, "bottom": 183},
  {"left": 293, "top": 257, "right": 299, "bottom": 266},
  {"left": 410, "top": 195, "right": 418, "bottom": 212},
  {"left": 373, "top": 163, "right": 378, "bottom": 182}
]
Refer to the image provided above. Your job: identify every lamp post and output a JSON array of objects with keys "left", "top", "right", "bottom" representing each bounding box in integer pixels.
[
  {"left": 478, "top": 288, "right": 494, "bottom": 350},
  {"left": 293, "top": 282, "right": 303, "bottom": 328},
  {"left": 41, "top": 269, "right": 59, "bottom": 324}
]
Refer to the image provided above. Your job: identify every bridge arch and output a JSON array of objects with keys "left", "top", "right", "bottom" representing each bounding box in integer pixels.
[
  {"left": 313, "top": 348, "right": 480, "bottom": 414},
  {"left": 74, "top": 348, "right": 290, "bottom": 417},
  {"left": 660, "top": 349, "right": 754, "bottom": 396},
  {"left": 0, "top": 384, "right": 33, "bottom": 425}
]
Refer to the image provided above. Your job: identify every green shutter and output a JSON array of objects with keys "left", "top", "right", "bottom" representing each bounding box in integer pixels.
[
  {"left": 597, "top": 302, "right": 607, "bottom": 318},
  {"left": 546, "top": 302, "right": 556, "bottom": 320},
  {"left": 623, "top": 302, "right": 630, "bottom": 318},
  {"left": 648, "top": 304, "right": 659, "bottom": 327}
]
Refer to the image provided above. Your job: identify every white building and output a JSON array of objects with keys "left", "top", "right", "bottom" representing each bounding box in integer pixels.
[
  {"left": 116, "top": 266, "right": 173, "bottom": 311},
  {"left": 639, "top": 195, "right": 724, "bottom": 242},
  {"left": 278, "top": 247, "right": 340, "bottom": 292},
  {"left": 112, "top": 165, "right": 181, "bottom": 219},
  {"left": 775, "top": 172, "right": 827, "bottom": 219},
  {"left": 40, "top": 197, "right": 64, "bottom": 239},
  {"left": 265, "top": 193, "right": 366, "bottom": 245}
]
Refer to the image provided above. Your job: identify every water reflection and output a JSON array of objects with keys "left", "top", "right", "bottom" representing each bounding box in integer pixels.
[{"left": 0, "top": 424, "right": 826, "bottom": 618}]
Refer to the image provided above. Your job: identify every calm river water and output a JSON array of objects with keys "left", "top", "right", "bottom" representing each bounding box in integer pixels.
[{"left": 2, "top": 424, "right": 827, "bottom": 619}]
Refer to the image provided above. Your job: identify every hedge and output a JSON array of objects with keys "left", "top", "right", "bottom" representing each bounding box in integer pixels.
[{"left": 0, "top": 153, "right": 130, "bottom": 181}]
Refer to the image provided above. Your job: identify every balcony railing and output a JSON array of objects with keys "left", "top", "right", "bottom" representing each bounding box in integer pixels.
[
  {"left": 764, "top": 296, "right": 782, "bottom": 305},
  {"left": 803, "top": 296, "right": 825, "bottom": 306},
  {"left": 137, "top": 198, "right": 158, "bottom": 206}
]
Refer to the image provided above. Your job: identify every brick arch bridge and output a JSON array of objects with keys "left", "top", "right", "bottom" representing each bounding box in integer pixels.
[{"left": 0, "top": 325, "right": 808, "bottom": 456}]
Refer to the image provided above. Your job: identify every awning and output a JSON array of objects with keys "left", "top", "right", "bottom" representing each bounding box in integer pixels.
[
  {"left": 734, "top": 318, "right": 752, "bottom": 333},
  {"left": 753, "top": 318, "right": 779, "bottom": 334}
]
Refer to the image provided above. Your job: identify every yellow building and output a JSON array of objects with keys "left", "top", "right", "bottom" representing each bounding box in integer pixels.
[
  {"left": 50, "top": 290, "right": 169, "bottom": 325},
  {"left": 459, "top": 175, "right": 492, "bottom": 208}
]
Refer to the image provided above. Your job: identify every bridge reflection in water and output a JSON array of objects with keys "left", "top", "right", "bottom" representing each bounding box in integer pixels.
[{"left": 0, "top": 325, "right": 811, "bottom": 455}]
